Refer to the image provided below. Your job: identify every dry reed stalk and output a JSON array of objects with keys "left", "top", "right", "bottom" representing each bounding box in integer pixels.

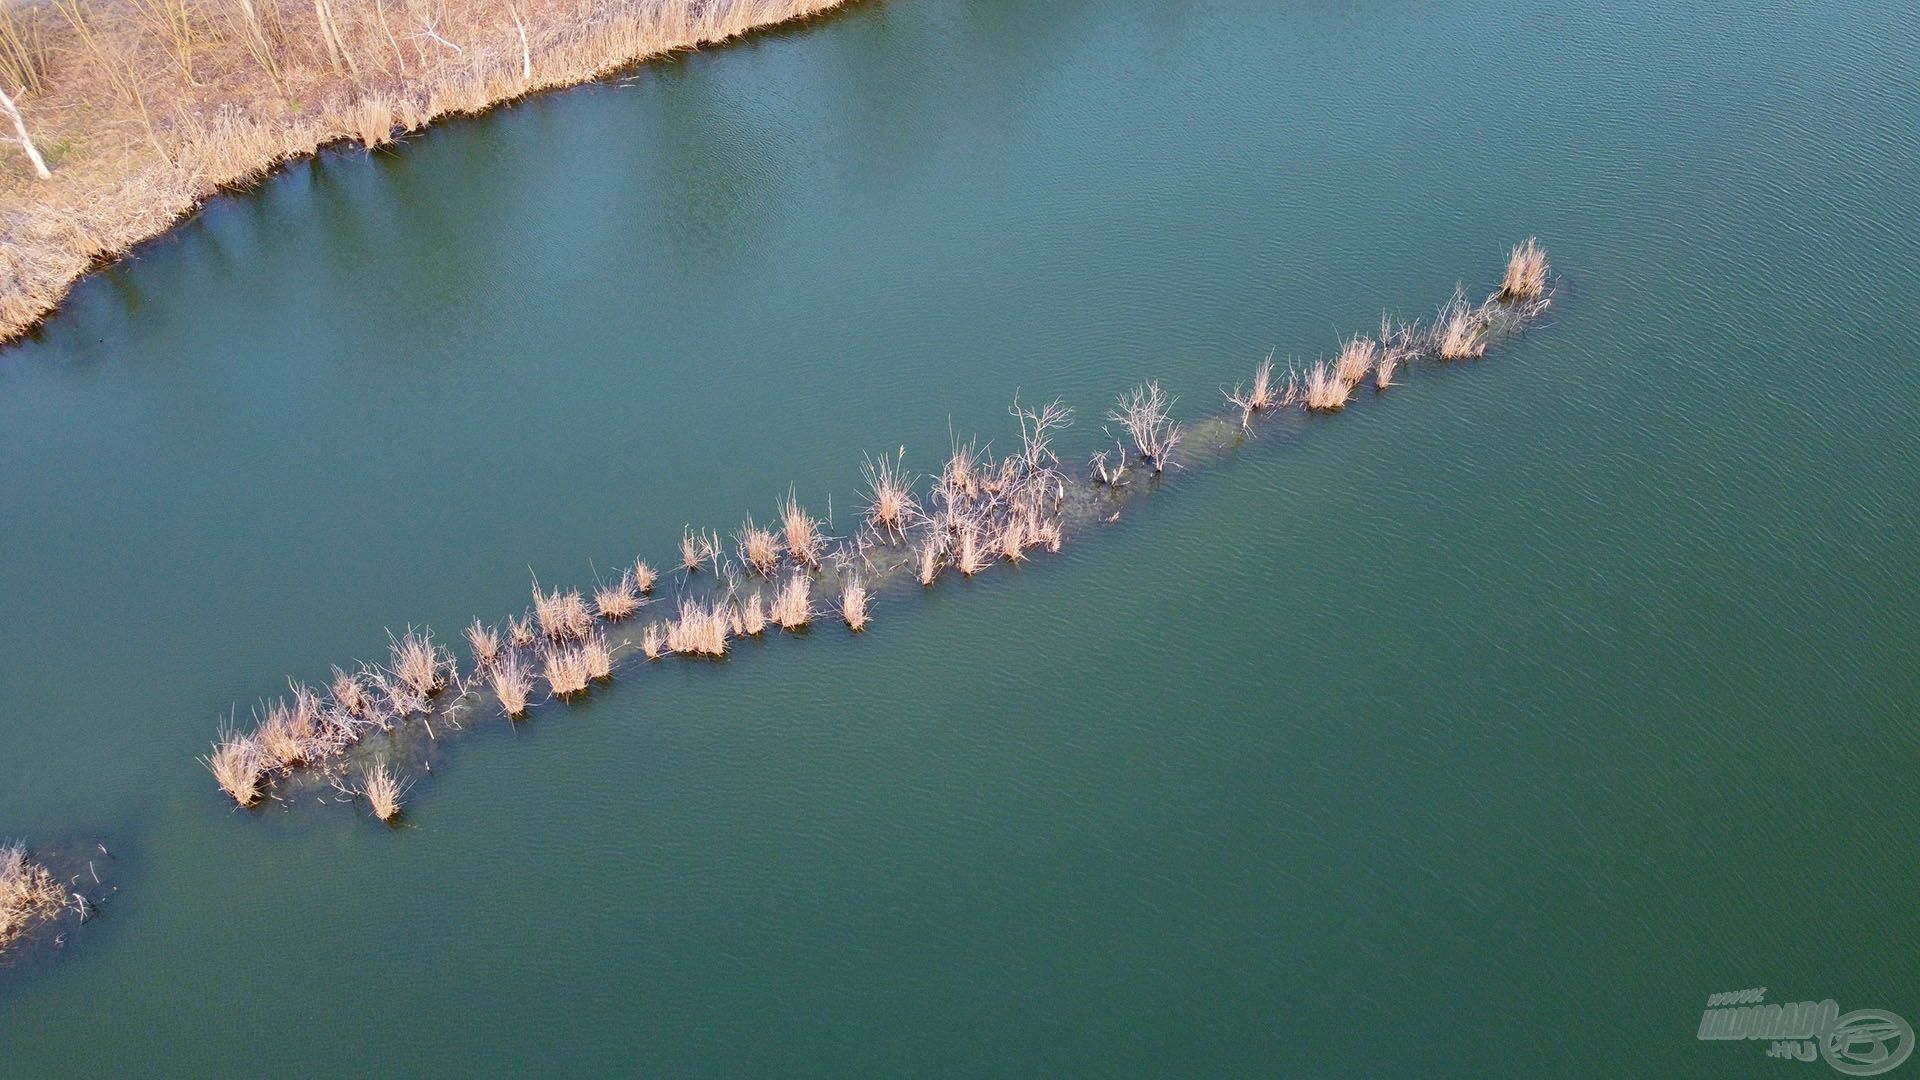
[
  {"left": 388, "top": 627, "right": 448, "bottom": 696},
  {"left": 1375, "top": 350, "right": 1399, "bottom": 390},
  {"left": 1225, "top": 354, "right": 1280, "bottom": 430},
  {"left": 737, "top": 591, "right": 768, "bottom": 635},
  {"left": 362, "top": 763, "right": 408, "bottom": 821},
  {"left": 955, "top": 523, "right": 987, "bottom": 577},
  {"left": 1335, "top": 335, "right": 1379, "bottom": 386},
  {"left": 1012, "top": 396, "right": 1073, "bottom": 476},
  {"left": 840, "top": 575, "right": 868, "bottom": 631},
  {"left": 466, "top": 619, "right": 501, "bottom": 666},
  {"left": 632, "top": 560, "right": 657, "bottom": 594},
  {"left": 779, "top": 491, "right": 826, "bottom": 566},
  {"left": 507, "top": 614, "right": 537, "bottom": 648},
  {"left": 1, "top": 843, "right": 67, "bottom": 948},
  {"left": 640, "top": 623, "right": 665, "bottom": 660},
  {"left": 860, "top": 449, "right": 919, "bottom": 538},
  {"left": 1435, "top": 286, "right": 1488, "bottom": 360},
  {"left": 595, "top": 577, "right": 639, "bottom": 620},
  {"left": 1303, "top": 360, "right": 1351, "bottom": 411},
  {"left": 1499, "top": 237, "right": 1549, "bottom": 300},
  {"left": 581, "top": 634, "right": 613, "bottom": 681},
  {"left": 203, "top": 722, "right": 265, "bottom": 805},
  {"left": 490, "top": 652, "right": 531, "bottom": 718},
  {"left": 917, "top": 534, "right": 943, "bottom": 586},
  {"left": 1109, "top": 381, "right": 1182, "bottom": 473},
  {"left": 0, "top": 3, "right": 50, "bottom": 95},
  {"left": 531, "top": 581, "right": 592, "bottom": 642},
  {"left": 770, "top": 573, "right": 812, "bottom": 630},
  {"left": 736, "top": 517, "right": 782, "bottom": 577},
  {"left": 666, "top": 597, "right": 729, "bottom": 656},
  {"left": 680, "top": 527, "right": 718, "bottom": 573},
  {"left": 542, "top": 644, "right": 592, "bottom": 696}
]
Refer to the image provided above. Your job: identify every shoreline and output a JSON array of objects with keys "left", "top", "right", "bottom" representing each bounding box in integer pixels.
[{"left": 0, "top": 0, "right": 853, "bottom": 346}]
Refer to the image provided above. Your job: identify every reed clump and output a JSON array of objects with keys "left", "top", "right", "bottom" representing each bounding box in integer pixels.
[
  {"left": 680, "top": 527, "right": 719, "bottom": 573},
  {"left": 542, "top": 643, "right": 593, "bottom": 696},
  {"left": 362, "top": 763, "right": 409, "bottom": 821},
  {"left": 1499, "top": 237, "right": 1549, "bottom": 300},
  {"left": 860, "top": 449, "right": 919, "bottom": 539},
  {"left": 388, "top": 627, "right": 449, "bottom": 697},
  {"left": 532, "top": 581, "right": 593, "bottom": 642},
  {"left": 490, "top": 653, "right": 532, "bottom": 718},
  {"left": 1335, "top": 335, "right": 1378, "bottom": 387},
  {"left": 840, "top": 575, "right": 868, "bottom": 631},
  {"left": 203, "top": 722, "right": 265, "bottom": 805},
  {"left": 1302, "top": 360, "right": 1351, "bottom": 411},
  {"left": 780, "top": 491, "right": 827, "bottom": 567},
  {"left": 595, "top": 576, "right": 640, "bottom": 620},
  {"left": 1, "top": 843, "right": 67, "bottom": 950},
  {"left": 770, "top": 572, "right": 812, "bottom": 630},
  {"left": 465, "top": 620, "right": 502, "bottom": 667},
  {"left": 667, "top": 597, "right": 729, "bottom": 657},
  {"left": 736, "top": 517, "right": 782, "bottom": 577},
  {"left": 1435, "top": 286, "right": 1489, "bottom": 360},
  {"left": 631, "top": 560, "right": 657, "bottom": 594}
]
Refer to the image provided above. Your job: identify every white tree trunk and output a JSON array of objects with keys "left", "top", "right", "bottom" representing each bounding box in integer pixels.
[{"left": 0, "top": 86, "right": 50, "bottom": 180}]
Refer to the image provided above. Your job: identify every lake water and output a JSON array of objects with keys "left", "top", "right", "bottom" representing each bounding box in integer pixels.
[{"left": 3, "top": 0, "right": 1917, "bottom": 1075}]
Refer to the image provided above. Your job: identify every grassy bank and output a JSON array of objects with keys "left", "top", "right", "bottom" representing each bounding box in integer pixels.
[{"left": 0, "top": 0, "right": 850, "bottom": 343}]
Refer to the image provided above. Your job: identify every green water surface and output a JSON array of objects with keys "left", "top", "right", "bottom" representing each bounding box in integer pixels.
[{"left": 3, "top": 1, "right": 1918, "bottom": 1075}]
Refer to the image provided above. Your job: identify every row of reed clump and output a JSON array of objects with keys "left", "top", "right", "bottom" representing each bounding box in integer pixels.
[{"left": 202, "top": 241, "right": 1552, "bottom": 819}]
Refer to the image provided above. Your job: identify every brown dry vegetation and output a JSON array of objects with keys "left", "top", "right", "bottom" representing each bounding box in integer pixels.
[
  {"left": 362, "top": 762, "right": 408, "bottom": 820},
  {"left": 0, "top": 0, "right": 853, "bottom": 342},
  {"left": 1, "top": 842, "right": 68, "bottom": 949}
]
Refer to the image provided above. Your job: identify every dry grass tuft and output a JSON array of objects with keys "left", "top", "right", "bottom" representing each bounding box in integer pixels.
[
  {"left": 770, "top": 572, "right": 813, "bottom": 630},
  {"left": 466, "top": 619, "right": 502, "bottom": 667},
  {"left": 640, "top": 623, "right": 666, "bottom": 660},
  {"left": 542, "top": 643, "right": 593, "bottom": 696},
  {"left": 1303, "top": 360, "right": 1352, "bottom": 411},
  {"left": 203, "top": 722, "right": 265, "bottom": 805},
  {"left": 581, "top": 634, "right": 613, "bottom": 681},
  {"left": 735, "top": 517, "right": 782, "bottom": 577},
  {"left": 255, "top": 696, "right": 315, "bottom": 770},
  {"left": 362, "top": 763, "right": 409, "bottom": 821},
  {"left": 667, "top": 597, "right": 730, "bottom": 657},
  {"left": 840, "top": 575, "right": 869, "bottom": 631},
  {"left": 631, "top": 560, "right": 658, "bottom": 595},
  {"left": 1335, "top": 335, "right": 1379, "bottom": 386},
  {"left": 1435, "top": 286, "right": 1488, "bottom": 360},
  {"left": 490, "top": 653, "right": 532, "bottom": 718},
  {"left": 330, "top": 664, "right": 371, "bottom": 717},
  {"left": 779, "top": 491, "right": 827, "bottom": 567},
  {"left": 532, "top": 581, "right": 593, "bottom": 642},
  {"left": 388, "top": 627, "right": 448, "bottom": 696},
  {"left": 595, "top": 576, "right": 639, "bottom": 620},
  {"left": 860, "top": 449, "right": 919, "bottom": 538},
  {"left": 1499, "top": 237, "right": 1549, "bottom": 300},
  {"left": 507, "top": 615, "right": 538, "bottom": 649},
  {"left": 737, "top": 592, "right": 768, "bottom": 635},
  {"left": 1, "top": 843, "right": 68, "bottom": 949}
]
